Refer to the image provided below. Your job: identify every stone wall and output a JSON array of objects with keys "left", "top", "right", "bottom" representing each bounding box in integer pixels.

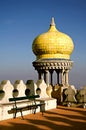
[
  {"left": 62, "top": 85, "right": 86, "bottom": 108},
  {"left": 0, "top": 79, "right": 56, "bottom": 121},
  {"left": 0, "top": 79, "right": 86, "bottom": 121},
  {"left": 0, "top": 80, "right": 37, "bottom": 104},
  {"left": 50, "top": 84, "right": 86, "bottom": 108}
]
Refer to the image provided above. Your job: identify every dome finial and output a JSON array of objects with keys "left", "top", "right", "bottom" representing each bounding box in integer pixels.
[{"left": 50, "top": 17, "right": 55, "bottom": 26}]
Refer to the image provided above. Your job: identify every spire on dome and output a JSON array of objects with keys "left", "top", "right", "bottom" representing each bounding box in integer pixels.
[{"left": 50, "top": 17, "right": 55, "bottom": 26}]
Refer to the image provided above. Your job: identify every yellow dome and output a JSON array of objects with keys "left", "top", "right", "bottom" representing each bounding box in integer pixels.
[{"left": 32, "top": 17, "right": 74, "bottom": 60}]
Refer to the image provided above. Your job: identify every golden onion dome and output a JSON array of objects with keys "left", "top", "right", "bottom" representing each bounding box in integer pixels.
[{"left": 32, "top": 17, "right": 74, "bottom": 60}]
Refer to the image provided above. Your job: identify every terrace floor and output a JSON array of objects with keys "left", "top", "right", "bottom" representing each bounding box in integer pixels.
[{"left": 0, "top": 105, "right": 86, "bottom": 130}]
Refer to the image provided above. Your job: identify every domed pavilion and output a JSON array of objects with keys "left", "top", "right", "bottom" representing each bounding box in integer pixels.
[{"left": 32, "top": 17, "right": 74, "bottom": 87}]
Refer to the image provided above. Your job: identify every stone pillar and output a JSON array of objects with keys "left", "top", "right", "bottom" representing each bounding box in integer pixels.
[
  {"left": 50, "top": 70, "right": 53, "bottom": 86},
  {"left": 65, "top": 70, "right": 69, "bottom": 86},
  {"left": 38, "top": 70, "right": 43, "bottom": 80},
  {"left": 56, "top": 70, "right": 59, "bottom": 84},
  {"left": 61, "top": 69, "right": 65, "bottom": 85},
  {"left": 44, "top": 70, "right": 49, "bottom": 85}
]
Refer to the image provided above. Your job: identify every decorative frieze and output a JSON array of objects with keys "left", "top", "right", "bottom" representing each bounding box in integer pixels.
[{"left": 33, "top": 59, "right": 73, "bottom": 70}]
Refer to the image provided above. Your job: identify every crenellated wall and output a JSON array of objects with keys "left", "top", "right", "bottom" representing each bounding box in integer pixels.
[
  {"left": 0, "top": 80, "right": 37, "bottom": 104},
  {"left": 0, "top": 79, "right": 86, "bottom": 121},
  {"left": 0, "top": 80, "right": 13, "bottom": 104},
  {"left": 0, "top": 79, "right": 56, "bottom": 121},
  {"left": 51, "top": 84, "right": 86, "bottom": 107}
]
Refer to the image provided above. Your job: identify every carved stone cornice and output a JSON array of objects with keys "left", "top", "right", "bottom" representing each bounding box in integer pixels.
[{"left": 32, "top": 59, "right": 73, "bottom": 70}]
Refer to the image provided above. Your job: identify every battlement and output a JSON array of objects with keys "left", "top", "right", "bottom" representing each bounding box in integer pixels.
[{"left": 0, "top": 79, "right": 56, "bottom": 121}]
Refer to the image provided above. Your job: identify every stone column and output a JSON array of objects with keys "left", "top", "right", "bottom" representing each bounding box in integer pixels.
[
  {"left": 65, "top": 70, "right": 69, "bottom": 86},
  {"left": 49, "top": 70, "right": 53, "bottom": 86},
  {"left": 61, "top": 69, "right": 65, "bottom": 85},
  {"left": 44, "top": 70, "right": 49, "bottom": 85},
  {"left": 38, "top": 70, "right": 43, "bottom": 80},
  {"left": 56, "top": 70, "right": 59, "bottom": 84}
]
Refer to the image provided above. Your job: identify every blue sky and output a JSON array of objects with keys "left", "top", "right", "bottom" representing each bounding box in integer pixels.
[{"left": 0, "top": 0, "right": 86, "bottom": 89}]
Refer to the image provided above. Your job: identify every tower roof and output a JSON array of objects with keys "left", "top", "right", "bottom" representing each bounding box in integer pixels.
[{"left": 32, "top": 17, "right": 74, "bottom": 60}]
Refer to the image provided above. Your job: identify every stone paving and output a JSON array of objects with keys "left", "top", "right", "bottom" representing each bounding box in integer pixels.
[{"left": 0, "top": 105, "right": 86, "bottom": 130}]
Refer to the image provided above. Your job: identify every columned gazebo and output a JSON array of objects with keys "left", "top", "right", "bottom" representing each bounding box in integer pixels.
[
  {"left": 32, "top": 17, "right": 74, "bottom": 87},
  {"left": 33, "top": 59, "right": 73, "bottom": 86}
]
